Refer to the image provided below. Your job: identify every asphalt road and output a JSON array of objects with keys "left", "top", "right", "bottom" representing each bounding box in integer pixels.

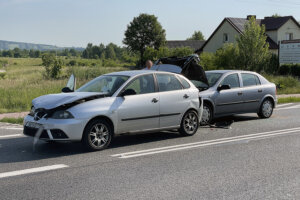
[{"left": 0, "top": 103, "right": 299, "bottom": 200}]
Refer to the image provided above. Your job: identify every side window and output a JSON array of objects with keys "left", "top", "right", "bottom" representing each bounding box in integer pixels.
[
  {"left": 177, "top": 75, "right": 190, "bottom": 89},
  {"left": 124, "top": 74, "right": 155, "bottom": 95},
  {"left": 242, "top": 73, "right": 260, "bottom": 87},
  {"left": 156, "top": 74, "right": 183, "bottom": 92},
  {"left": 220, "top": 73, "right": 240, "bottom": 88}
]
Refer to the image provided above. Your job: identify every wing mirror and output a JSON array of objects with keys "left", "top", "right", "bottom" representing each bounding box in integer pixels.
[
  {"left": 61, "top": 87, "right": 73, "bottom": 93},
  {"left": 121, "top": 89, "right": 136, "bottom": 97},
  {"left": 217, "top": 84, "right": 230, "bottom": 91}
]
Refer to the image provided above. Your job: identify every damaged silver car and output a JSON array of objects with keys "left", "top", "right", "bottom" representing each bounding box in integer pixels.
[{"left": 24, "top": 70, "right": 202, "bottom": 151}]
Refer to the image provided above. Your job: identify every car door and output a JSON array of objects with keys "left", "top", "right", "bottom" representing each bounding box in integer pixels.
[
  {"left": 156, "top": 73, "right": 190, "bottom": 128},
  {"left": 116, "top": 74, "right": 159, "bottom": 133},
  {"left": 241, "top": 73, "right": 264, "bottom": 112},
  {"left": 214, "top": 73, "right": 243, "bottom": 115}
]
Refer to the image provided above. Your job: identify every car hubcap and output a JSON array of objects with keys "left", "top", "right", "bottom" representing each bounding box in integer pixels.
[
  {"left": 89, "top": 123, "right": 109, "bottom": 148},
  {"left": 262, "top": 100, "right": 272, "bottom": 117},
  {"left": 201, "top": 106, "right": 211, "bottom": 124},
  {"left": 184, "top": 112, "right": 198, "bottom": 134}
]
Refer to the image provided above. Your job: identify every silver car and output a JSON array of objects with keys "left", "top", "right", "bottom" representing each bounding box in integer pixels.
[
  {"left": 23, "top": 70, "right": 202, "bottom": 151},
  {"left": 198, "top": 70, "right": 277, "bottom": 125}
]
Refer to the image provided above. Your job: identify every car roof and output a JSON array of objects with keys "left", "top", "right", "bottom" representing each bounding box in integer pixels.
[
  {"left": 206, "top": 70, "right": 257, "bottom": 74},
  {"left": 106, "top": 70, "right": 178, "bottom": 77}
]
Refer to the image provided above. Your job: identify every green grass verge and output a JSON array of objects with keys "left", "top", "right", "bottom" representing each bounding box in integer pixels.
[
  {"left": 0, "top": 117, "right": 24, "bottom": 125},
  {"left": 0, "top": 57, "right": 130, "bottom": 113},
  {"left": 278, "top": 97, "right": 300, "bottom": 104}
]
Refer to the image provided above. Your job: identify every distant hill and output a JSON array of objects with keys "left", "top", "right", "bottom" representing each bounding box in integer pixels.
[{"left": 0, "top": 40, "right": 84, "bottom": 51}]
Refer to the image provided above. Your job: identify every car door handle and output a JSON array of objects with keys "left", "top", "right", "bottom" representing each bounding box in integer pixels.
[
  {"left": 183, "top": 94, "right": 189, "bottom": 99},
  {"left": 237, "top": 92, "right": 243, "bottom": 96},
  {"left": 152, "top": 98, "right": 159, "bottom": 103},
  {"left": 258, "top": 89, "right": 262, "bottom": 92}
]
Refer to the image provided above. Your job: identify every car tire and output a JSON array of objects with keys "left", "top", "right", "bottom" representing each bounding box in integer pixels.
[
  {"left": 82, "top": 119, "right": 113, "bottom": 151},
  {"left": 200, "top": 103, "right": 213, "bottom": 126},
  {"left": 258, "top": 99, "right": 274, "bottom": 118},
  {"left": 179, "top": 110, "right": 199, "bottom": 136}
]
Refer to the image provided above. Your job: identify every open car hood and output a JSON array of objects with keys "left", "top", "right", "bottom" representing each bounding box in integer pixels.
[
  {"left": 32, "top": 92, "right": 107, "bottom": 110},
  {"left": 150, "top": 56, "right": 209, "bottom": 86}
]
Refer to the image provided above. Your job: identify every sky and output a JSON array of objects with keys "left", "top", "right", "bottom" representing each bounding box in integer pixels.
[{"left": 0, "top": 0, "right": 300, "bottom": 48}]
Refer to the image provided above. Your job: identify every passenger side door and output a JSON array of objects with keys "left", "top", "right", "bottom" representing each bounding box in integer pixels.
[
  {"left": 116, "top": 74, "right": 159, "bottom": 133},
  {"left": 214, "top": 73, "right": 243, "bottom": 115},
  {"left": 241, "top": 73, "right": 264, "bottom": 112},
  {"left": 156, "top": 74, "right": 190, "bottom": 128}
]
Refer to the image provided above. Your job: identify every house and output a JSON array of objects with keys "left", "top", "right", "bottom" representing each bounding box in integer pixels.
[
  {"left": 196, "top": 15, "right": 300, "bottom": 54},
  {"left": 166, "top": 40, "right": 205, "bottom": 51}
]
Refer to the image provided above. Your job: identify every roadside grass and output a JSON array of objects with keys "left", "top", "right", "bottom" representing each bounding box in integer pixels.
[
  {"left": 0, "top": 117, "right": 24, "bottom": 125},
  {"left": 0, "top": 57, "right": 129, "bottom": 113},
  {"left": 263, "top": 74, "right": 300, "bottom": 94},
  {"left": 278, "top": 97, "right": 300, "bottom": 104},
  {"left": 1, "top": 57, "right": 300, "bottom": 113}
]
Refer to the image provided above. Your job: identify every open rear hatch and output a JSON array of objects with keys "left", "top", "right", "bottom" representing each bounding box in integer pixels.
[{"left": 150, "top": 55, "right": 209, "bottom": 87}]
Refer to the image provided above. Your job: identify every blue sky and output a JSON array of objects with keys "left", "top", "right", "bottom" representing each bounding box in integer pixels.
[{"left": 0, "top": 0, "right": 300, "bottom": 48}]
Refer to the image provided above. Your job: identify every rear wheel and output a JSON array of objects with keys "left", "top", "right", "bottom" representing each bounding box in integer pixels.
[
  {"left": 200, "top": 103, "right": 213, "bottom": 125},
  {"left": 258, "top": 99, "right": 273, "bottom": 118},
  {"left": 179, "top": 110, "right": 199, "bottom": 136},
  {"left": 82, "top": 119, "right": 113, "bottom": 151}
]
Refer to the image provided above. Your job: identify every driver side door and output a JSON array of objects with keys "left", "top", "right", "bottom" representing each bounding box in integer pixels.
[
  {"left": 215, "top": 73, "right": 243, "bottom": 115},
  {"left": 116, "top": 74, "right": 160, "bottom": 133}
]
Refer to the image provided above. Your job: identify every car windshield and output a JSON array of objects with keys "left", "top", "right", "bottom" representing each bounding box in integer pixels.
[
  {"left": 205, "top": 72, "right": 223, "bottom": 87},
  {"left": 76, "top": 75, "right": 129, "bottom": 95}
]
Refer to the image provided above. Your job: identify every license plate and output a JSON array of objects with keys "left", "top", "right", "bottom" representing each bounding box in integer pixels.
[{"left": 26, "top": 122, "right": 41, "bottom": 129}]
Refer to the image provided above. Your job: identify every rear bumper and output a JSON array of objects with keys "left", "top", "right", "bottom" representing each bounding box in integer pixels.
[{"left": 23, "top": 115, "right": 89, "bottom": 141}]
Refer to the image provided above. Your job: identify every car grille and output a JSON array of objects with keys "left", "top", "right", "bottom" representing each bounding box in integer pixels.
[{"left": 24, "top": 127, "right": 49, "bottom": 139}]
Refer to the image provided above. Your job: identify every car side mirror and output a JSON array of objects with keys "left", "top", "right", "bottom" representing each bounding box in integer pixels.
[
  {"left": 217, "top": 84, "right": 230, "bottom": 91},
  {"left": 62, "top": 87, "right": 74, "bottom": 93},
  {"left": 121, "top": 89, "right": 136, "bottom": 97}
]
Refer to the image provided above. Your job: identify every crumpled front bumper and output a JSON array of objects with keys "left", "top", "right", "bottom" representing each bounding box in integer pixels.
[{"left": 23, "top": 115, "right": 89, "bottom": 141}]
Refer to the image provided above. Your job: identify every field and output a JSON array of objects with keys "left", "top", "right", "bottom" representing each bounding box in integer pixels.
[
  {"left": 0, "top": 57, "right": 128, "bottom": 113},
  {"left": 0, "top": 57, "right": 300, "bottom": 114}
]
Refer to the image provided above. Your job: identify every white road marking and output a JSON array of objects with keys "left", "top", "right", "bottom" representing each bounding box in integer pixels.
[
  {"left": 0, "top": 126, "right": 23, "bottom": 130},
  {"left": 0, "top": 134, "right": 23, "bottom": 139},
  {"left": 275, "top": 105, "right": 300, "bottom": 111},
  {"left": 276, "top": 103, "right": 294, "bottom": 108},
  {"left": 112, "top": 127, "right": 300, "bottom": 158},
  {"left": 0, "top": 164, "right": 69, "bottom": 179}
]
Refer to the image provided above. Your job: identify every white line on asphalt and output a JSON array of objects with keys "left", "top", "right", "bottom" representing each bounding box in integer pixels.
[
  {"left": 0, "top": 126, "right": 23, "bottom": 130},
  {"left": 0, "top": 164, "right": 69, "bottom": 179},
  {"left": 275, "top": 105, "right": 300, "bottom": 111},
  {"left": 0, "top": 134, "right": 23, "bottom": 139},
  {"left": 111, "top": 127, "right": 300, "bottom": 158},
  {"left": 276, "top": 103, "right": 294, "bottom": 108}
]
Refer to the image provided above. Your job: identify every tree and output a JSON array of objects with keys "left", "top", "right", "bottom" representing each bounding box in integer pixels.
[
  {"left": 123, "top": 13, "right": 166, "bottom": 65},
  {"left": 42, "top": 53, "right": 63, "bottom": 79},
  {"left": 236, "top": 16, "right": 270, "bottom": 72},
  {"left": 187, "top": 31, "right": 205, "bottom": 40}
]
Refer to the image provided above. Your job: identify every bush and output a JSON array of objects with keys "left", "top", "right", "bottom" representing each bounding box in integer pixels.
[
  {"left": 199, "top": 52, "right": 217, "bottom": 70},
  {"left": 279, "top": 64, "right": 300, "bottom": 76},
  {"left": 42, "top": 54, "right": 63, "bottom": 79},
  {"left": 0, "top": 72, "right": 6, "bottom": 79},
  {"left": 68, "top": 60, "right": 77, "bottom": 66},
  {"left": 291, "top": 64, "right": 300, "bottom": 77}
]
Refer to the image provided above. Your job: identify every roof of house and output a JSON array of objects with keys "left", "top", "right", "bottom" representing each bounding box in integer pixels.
[
  {"left": 166, "top": 40, "right": 205, "bottom": 51},
  {"left": 196, "top": 16, "right": 300, "bottom": 52}
]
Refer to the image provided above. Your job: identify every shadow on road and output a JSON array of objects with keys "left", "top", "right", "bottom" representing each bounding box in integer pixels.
[
  {"left": 0, "top": 131, "right": 181, "bottom": 164},
  {"left": 0, "top": 114, "right": 261, "bottom": 164}
]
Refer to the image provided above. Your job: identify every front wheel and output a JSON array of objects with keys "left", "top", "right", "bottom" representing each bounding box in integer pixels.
[
  {"left": 82, "top": 119, "right": 113, "bottom": 151},
  {"left": 200, "top": 103, "right": 213, "bottom": 126},
  {"left": 179, "top": 110, "right": 199, "bottom": 136},
  {"left": 258, "top": 99, "right": 273, "bottom": 118}
]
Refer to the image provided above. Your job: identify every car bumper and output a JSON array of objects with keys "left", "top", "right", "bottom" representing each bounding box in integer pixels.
[{"left": 23, "top": 115, "right": 89, "bottom": 141}]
